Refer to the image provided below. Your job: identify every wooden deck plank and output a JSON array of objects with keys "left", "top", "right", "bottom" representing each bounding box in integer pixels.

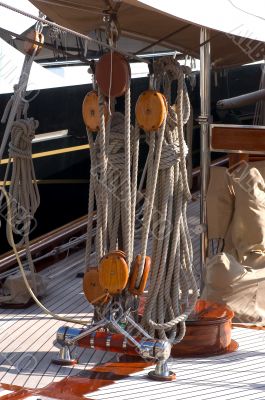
[
  {"left": 86, "top": 329, "right": 265, "bottom": 400},
  {"left": 0, "top": 194, "right": 201, "bottom": 390}
]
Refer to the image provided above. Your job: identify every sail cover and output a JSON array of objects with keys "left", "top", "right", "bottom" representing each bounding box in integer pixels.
[{"left": 29, "top": 0, "right": 265, "bottom": 68}]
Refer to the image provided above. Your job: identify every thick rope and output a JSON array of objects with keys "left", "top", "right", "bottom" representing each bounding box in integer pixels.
[
  {"left": 140, "top": 56, "right": 198, "bottom": 342},
  {"left": 1, "top": 186, "right": 94, "bottom": 325},
  {"left": 85, "top": 109, "right": 134, "bottom": 270},
  {"left": 0, "top": 15, "right": 45, "bottom": 162},
  {"left": 3, "top": 119, "right": 40, "bottom": 245}
]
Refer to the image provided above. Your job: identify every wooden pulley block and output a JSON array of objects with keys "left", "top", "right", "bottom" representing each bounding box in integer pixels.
[
  {"left": 129, "top": 255, "right": 151, "bottom": 296},
  {"left": 82, "top": 91, "right": 108, "bottom": 132},
  {"left": 95, "top": 52, "right": 131, "bottom": 98},
  {"left": 83, "top": 269, "right": 109, "bottom": 305},
  {"left": 108, "top": 250, "right": 126, "bottom": 260},
  {"left": 98, "top": 252, "right": 129, "bottom": 295},
  {"left": 135, "top": 90, "right": 168, "bottom": 132},
  {"left": 24, "top": 30, "right": 44, "bottom": 56}
]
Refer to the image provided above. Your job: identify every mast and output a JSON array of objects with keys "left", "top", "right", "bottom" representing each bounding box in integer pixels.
[{"left": 199, "top": 27, "right": 211, "bottom": 290}]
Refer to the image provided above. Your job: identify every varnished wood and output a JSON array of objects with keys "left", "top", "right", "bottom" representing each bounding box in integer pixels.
[
  {"left": 24, "top": 30, "right": 44, "bottom": 56},
  {"left": 129, "top": 255, "right": 151, "bottom": 295},
  {"left": 96, "top": 52, "right": 131, "bottom": 98},
  {"left": 171, "top": 300, "right": 235, "bottom": 357},
  {"left": 98, "top": 253, "right": 129, "bottom": 295},
  {"left": 78, "top": 331, "right": 141, "bottom": 355},
  {"left": 211, "top": 125, "right": 265, "bottom": 153},
  {"left": 82, "top": 91, "right": 108, "bottom": 132},
  {"left": 135, "top": 90, "right": 168, "bottom": 132},
  {"left": 83, "top": 269, "right": 109, "bottom": 305},
  {"left": 229, "top": 153, "right": 249, "bottom": 167},
  {"left": 38, "top": 359, "right": 152, "bottom": 400}
]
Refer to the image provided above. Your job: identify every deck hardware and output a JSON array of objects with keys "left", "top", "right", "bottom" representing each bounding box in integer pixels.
[
  {"left": 89, "top": 332, "right": 97, "bottom": 349},
  {"left": 82, "top": 91, "right": 109, "bottom": 132},
  {"left": 95, "top": 52, "right": 131, "bottom": 98},
  {"left": 106, "top": 334, "right": 112, "bottom": 348},
  {"left": 135, "top": 90, "right": 168, "bottom": 132},
  {"left": 54, "top": 310, "right": 176, "bottom": 380},
  {"left": 98, "top": 252, "right": 129, "bottom": 295},
  {"left": 129, "top": 255, "right": 151, "bottom": 295},
  {"left": 52, "top": 345, "right": 77, "bottom": 366},
  {"left": 147, "top": 341, "right": 176, "bottom": 381}
]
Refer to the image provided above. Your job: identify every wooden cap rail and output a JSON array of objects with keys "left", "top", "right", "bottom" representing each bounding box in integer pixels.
[{"left": 210, "top": 124, "right": 265, "bottom": 154}]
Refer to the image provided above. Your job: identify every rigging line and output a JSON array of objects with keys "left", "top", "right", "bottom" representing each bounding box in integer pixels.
[
  {"left": 0, "top": 1, "right": 149, "bottom": 65},
  {"left": 0, "top": 26, "right": 78, "bottom": 60},
  {"left": 134, "top": 24, "right": 191, "bottom": 55},
  {"left": 228, "top": 0, "right": 265, "bottom": 23}
]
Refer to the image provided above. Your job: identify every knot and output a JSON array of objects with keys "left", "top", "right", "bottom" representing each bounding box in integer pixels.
[
  {"left": 95, "top": 112, "right": 133, "bottom": 172},
  {"left": 8, "top": 119, "right": 37, "bottom": 159},
  {"left": 153, "top": 56, "right": 183, "bottom": 82},
  {"left": 159, "top": 142, "right": 181, "bottom": 170}
]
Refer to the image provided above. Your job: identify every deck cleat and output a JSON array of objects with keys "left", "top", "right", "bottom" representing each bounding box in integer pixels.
[
  {"left": 146, "top": 340, "right": 176, "bottom": 381},
  {"left": 52, "top": 345, "right": 77, "bottom": 366},
  {"left": 52, "top": 326, "right": 78, "bottom": 366},
  {"left": 148, "top": 361, "right": 176, "bottom": 381}
]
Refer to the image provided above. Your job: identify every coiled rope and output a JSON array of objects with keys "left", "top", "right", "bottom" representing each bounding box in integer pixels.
[
  {"left": 85, "top": 90, "right": 135, "bottom": 270},
  {"left": 140, "top": 57, "right": 198, "bottom": 342}
]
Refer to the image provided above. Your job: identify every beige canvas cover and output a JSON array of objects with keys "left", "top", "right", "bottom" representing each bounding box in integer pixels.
[
  {"left": 201, "top": 253, "right": 265, "bottom": 323},
  {"left": 204, "top": 162, "right": 265, "bottom": 323},
  {"left": 29, "top": 0, "right": 265, "bottom": 68},
  {"left": 230, "top": 166, "right": 265, "bottom": 262},
  {"left": 206, "top": 166, "right": 234, "bottom": 240}
]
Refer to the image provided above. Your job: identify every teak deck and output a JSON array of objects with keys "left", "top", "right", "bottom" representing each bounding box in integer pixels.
[{"left": 0, "top": 194, "right": 201, "bottom": 390}]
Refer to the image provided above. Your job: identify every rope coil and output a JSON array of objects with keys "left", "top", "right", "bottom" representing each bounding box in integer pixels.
[{"left": 139, "top": 57, "right": 198, "bottom": 342}]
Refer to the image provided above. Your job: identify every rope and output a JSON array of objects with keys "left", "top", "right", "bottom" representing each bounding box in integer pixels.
[
  {"left": 0, "top": 186, "right": 94, "bottom": 325},
  {"left": 85, "top": 109, "right": 135, "bottom": 270},
  {"left": 3, "top": 119, "right": 40, "bottom": 245},
  {"left": 139, "top": 56, "right": 198, "bottom": 342},
  {"left": 0, "top": 2, "right": 148, "bottom": 65},
  {"left": 0, "top": 13, "right": 45, "bottom": 163}
]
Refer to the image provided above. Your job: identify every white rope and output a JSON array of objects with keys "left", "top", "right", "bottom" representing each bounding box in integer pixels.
[
  {"left": 0, "top": 2, "right": 147, "bottom": 65},
  {"left": 0, "top": 14, "right": 45, "bottom": 162},
  {"left": 85, "top": 108, "right": 134, "bottom": 270},
  {"left": 0, "top": 186, "right": 94, "bottom": 325},
  {"left": 139, "top": 56, "right": 198, "bottom": 342},
  {"left": 2, "top": 119, "right": 40, "bottom": 244}
]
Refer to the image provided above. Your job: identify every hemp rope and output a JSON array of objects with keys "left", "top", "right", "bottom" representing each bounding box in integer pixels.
[
  {"left": 0, "top": 17, "right": 45, "bottom": 294},
  {"left": 85, "top": 91, "right": 135, "bottom": 270},
  {"left": 139, "top": 57, "right": 198, "bottom": 342}
]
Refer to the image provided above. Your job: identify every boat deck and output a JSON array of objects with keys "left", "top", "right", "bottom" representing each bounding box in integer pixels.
[
  {"left": 0, "top": 194, "right": 201, "bottom": 390},
  {"left": 87, "top": 328, "right": 265, "bottom": 400}
]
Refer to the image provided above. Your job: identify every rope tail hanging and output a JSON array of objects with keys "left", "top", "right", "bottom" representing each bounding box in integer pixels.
[
  {"left": 84, "top": 52, "right": 135, "bottom": 275},
  {"left": 0, "top": 13, "right": 45, "bottom": 162},
  {"left": 0, "top": 15, "right": 45, "bottom": 292},
  {"left": 138, "top": 56, "right": 198, "bottom": 342}
]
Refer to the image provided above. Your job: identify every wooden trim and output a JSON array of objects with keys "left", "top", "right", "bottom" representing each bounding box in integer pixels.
[
  {"left": 211, "top": 125, "right": 265, "bottom": 154},
  {"left": 0, "top": 144, "right": 90, "bottom": 165},
  {"left": 0, "top": 215, "right": 88, "bottom": 273}
]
